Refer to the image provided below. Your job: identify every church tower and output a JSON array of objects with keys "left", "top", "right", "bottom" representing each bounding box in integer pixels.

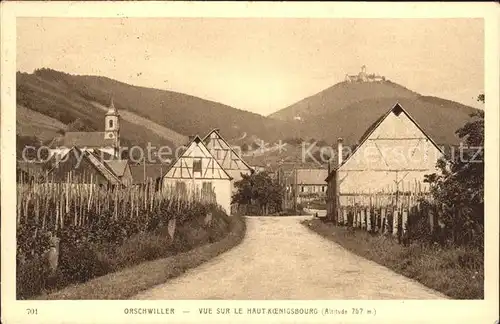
[{"left": 104, "top": 97, "right": 120, "bottom": 155}]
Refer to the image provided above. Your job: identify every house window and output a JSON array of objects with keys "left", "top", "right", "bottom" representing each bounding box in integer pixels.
[
  {"left": 193, "top": 159, "right": 202, "bottom": 173},
  {"left": 301, "top": 186, "right": 305, "bottom": 193},
  {"left": 322, "top": 186, "right": 326, "bottom": 192},
  {"left": 109, "top": 119, "right": 114, "bottom": 128}
]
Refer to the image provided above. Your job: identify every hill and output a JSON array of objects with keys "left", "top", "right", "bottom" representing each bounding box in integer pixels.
[
  {"left": 269, "top": 80, "right": 420, "bottom": 122},
  {"left": 16, "top": 72, "right": 183, "bottom": 160},
  {"left": 16, "top": 68, "right": 480, "bottom": 168},
  {"left": 269, "top": 80, "right": 480, "bottom": 148},
  {"left": 16, "top": 104, "right": 67, "bottom": 142},
  {"left": 22, "top": 68, "right": 293, "bottom": 144}
]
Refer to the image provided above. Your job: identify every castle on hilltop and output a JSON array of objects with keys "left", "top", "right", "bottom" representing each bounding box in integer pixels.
[{"left": 345, "top": 65, "right": 386, "bottom": 83}]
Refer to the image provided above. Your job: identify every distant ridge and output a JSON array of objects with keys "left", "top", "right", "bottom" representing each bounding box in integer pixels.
[
  {"left": 16, "top": 68, "right": 480, "bottom": 166},
  {"left": 269, "top": 79, "right": 420, "bottom": 121}
]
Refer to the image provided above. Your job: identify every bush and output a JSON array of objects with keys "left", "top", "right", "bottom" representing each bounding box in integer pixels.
[
  {"left": 110, "top": 232, "right": 174, "bottom": 269},
  {"left": 39, "top": 215, "right": 246, "bottom": 300},
  {"left": 16, "top": 200, "right": 233, "bottom": 299},
  {"left": 17, "top": 256, "right": 47, "bottom": 299},
  {"left": 58, "top": 241, "right": 112, "bottom": 285}
]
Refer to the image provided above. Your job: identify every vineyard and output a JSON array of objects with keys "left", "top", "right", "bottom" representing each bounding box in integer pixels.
[{"left": 16, "top": 173, "right": 231, "bottom": 299}]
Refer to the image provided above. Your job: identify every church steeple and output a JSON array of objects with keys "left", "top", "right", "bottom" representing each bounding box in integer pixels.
[
  {"left": 106, "top": 96, "right": 119, "bottom": 116},
  {"left": 104, "top": 96, "right": 120, "bottom": 156}
]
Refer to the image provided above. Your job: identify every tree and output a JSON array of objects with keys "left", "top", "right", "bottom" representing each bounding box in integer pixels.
[
  {"left": 232, "top": 171, "right": 283, "bottom": 215},
  {"left": 424, "top": 93, "right": 484, "bottom": 246},
  {"left": 67, "top": 118, "right": 96, "bottom": 132},
  {"left": 240, "top": 143, "right": 250, "bottom": 153}
]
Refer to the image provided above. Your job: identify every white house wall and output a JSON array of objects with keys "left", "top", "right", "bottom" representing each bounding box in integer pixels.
[
  {"left": 338, "top": 109, "right": 443, "bottom": 194},
  {"left": 338, "top": 170, "right": 433, "bottom": 194},
  {"left": 163, "top": 178, "right": 232, "bottom": 215}
]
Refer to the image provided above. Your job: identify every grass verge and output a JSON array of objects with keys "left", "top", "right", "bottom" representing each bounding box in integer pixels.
[
  {"left": 38, "top": 215, "right": 246, "bottom": 300},
  {"left": 302, "top": 218, "right": 484, "bottom": 299}
]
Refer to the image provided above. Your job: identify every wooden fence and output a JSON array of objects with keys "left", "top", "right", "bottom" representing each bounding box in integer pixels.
[{"left": 331, "top": 181, "right": 449, "bottom": 244}]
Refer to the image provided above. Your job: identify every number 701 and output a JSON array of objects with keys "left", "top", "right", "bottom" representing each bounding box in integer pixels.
[{"left": 26, "top": 308, "right": 38, "bottom": 315}]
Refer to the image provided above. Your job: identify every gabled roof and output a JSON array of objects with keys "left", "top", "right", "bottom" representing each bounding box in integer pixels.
[
  {"left": 49, "top": 132, "right": 115, "bottom": 148},
  {"left": 293, "top": 168, "right": 329, "bottom": 185},
  {"left": 203, "top": 128, "right": 254, "bottom": 172},
  {"left": 85, "top": 150, "right": 121, "bottom": 185},
  {"left": 105, "top": 160, "right": 129, "bottom": 177},
  {"left": 325, "top": 102, "right": 444, "bottom": 182},
  {"left": 47, "top": 146, "right": 121, "bottom": 185},
  {"left": 130, "top": 164, "right": 169, "bottom": 184},
  {"left": 163, "top": 135, "right": 232, "bottom": 180}
]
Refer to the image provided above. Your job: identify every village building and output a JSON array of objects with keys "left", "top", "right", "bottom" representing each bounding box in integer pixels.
[
  {"left": 16, "top": 160, "right": 49, "bottom": 182},
  {"left": 162, "top": 135, "right": 232, "bottom": 215},
  {"left": 104, "top": 159, "right": 133, "bottom": 187},
  {"left": 48, "top": 98, "right": 121, "bottom": 159},
  {"left": 130, "top": 163, "right": 168, "bottom": 190},
  {"left": 45, "top": 146, "right": 121, "bottom": 187},
  {"left": 203, "top": 129, "right": 254, "bottom": 190},
  {"left": 275, "top": 163, "right": 328, "bottom": 210},
  {"left": 325, "top": 103, "right": 444, "bottom": 221},
  {"left": 292, "top": 168, "right": 329, "bottom": 203}
]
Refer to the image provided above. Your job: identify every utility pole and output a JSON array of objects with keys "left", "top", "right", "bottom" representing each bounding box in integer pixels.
[
  {"left": 143, "top": 154, "right": 146, "bottom": 186},
  {"left": 294, "top": 166, "right": 298, "bottom": 211}
]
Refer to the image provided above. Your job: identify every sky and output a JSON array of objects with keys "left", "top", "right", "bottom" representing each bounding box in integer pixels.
[{"left": 17, "top": 18, "right": 484, "bottom": 115}]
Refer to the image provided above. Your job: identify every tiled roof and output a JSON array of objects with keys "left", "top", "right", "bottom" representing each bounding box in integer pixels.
[
  {"left": 50, "top": 132, "right": 115, "bottom": 148},
  {"left": 47, "top": 147, "right": 121, "bottom": 185},
  {"left": 84, "top": 150, "right": 121, "bottom": 185},
  {"left": 130, "top": 164, "right": 170, "bottom": 184},
  {"left": 294, "top": 168, "right": 329, "bottom": 185},
  {"left": 105, "top": 160, "right": 129, "bottom": 177}
]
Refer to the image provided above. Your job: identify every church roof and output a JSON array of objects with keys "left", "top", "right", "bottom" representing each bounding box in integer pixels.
[{"left": 50, "top": 132, "right": 115, "bottom": 148}]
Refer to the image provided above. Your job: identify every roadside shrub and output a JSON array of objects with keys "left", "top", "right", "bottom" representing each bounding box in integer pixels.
[
  {"left": 110, "top": 232, "right": 174, "bottom": 269},
  {"left": 58, "top": 241, "right": 112, "bottom": 284},
  {"left": 16, "top": 256, "right": 47, "bottom": 299}
]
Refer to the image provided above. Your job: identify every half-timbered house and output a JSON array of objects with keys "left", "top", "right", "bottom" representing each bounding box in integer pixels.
[
  {"left": 203, "top": 128, "right": 254, "bottom": 190},
  {"left": 162, "top": 135, "right": 232, "bottom": 214},
  {"left": 325, "top": 103, "right": 444, "bottom": 221}
]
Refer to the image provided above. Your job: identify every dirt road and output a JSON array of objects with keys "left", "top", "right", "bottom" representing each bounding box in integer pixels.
[{"left": 132, "top": 216, "right": 448, "bottom": 299}]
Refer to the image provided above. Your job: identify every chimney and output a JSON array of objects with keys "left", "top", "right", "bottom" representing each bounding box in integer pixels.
[
  {"left": 337, "top": 137, "right": 343, "bottom": 166},
  {"left": 188, "top": 135, "right": 195, "bottom": 143}
]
